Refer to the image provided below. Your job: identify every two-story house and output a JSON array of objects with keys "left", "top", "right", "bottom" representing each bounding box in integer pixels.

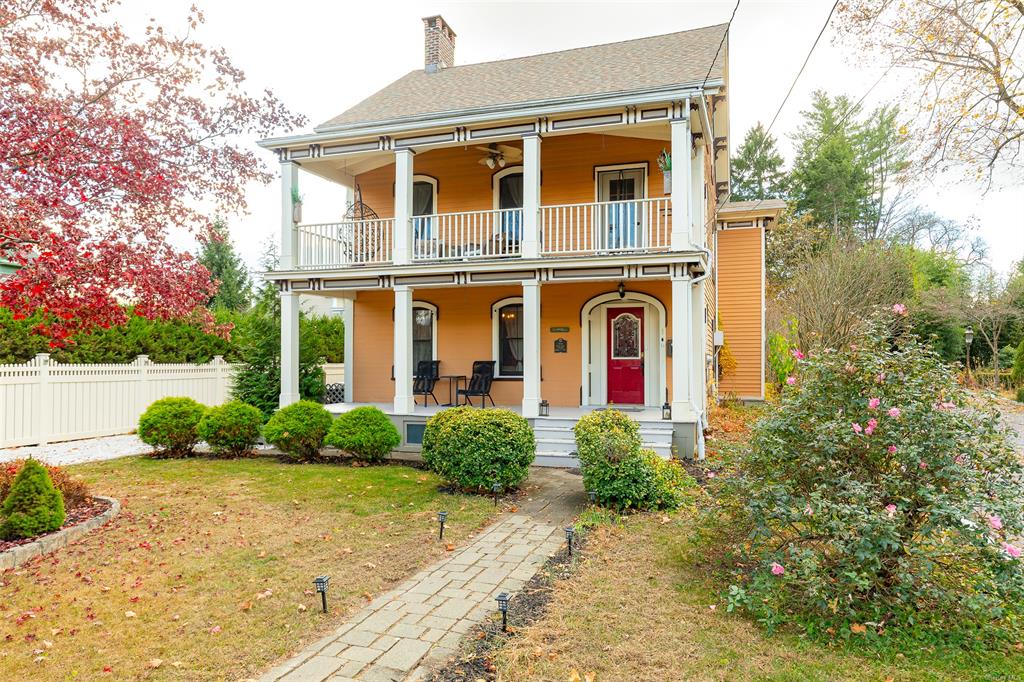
[{"left": 259, "top": 17, "right": 782, "bottom": 464}]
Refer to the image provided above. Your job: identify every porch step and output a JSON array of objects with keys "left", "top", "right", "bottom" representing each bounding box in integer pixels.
[{"left": 534, "top": 451, "right": 581, "bottom": 468}]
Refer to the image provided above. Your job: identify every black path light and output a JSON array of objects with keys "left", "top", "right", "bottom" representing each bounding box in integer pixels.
[
  {"left": 587, "top": 490, "right": 597, "bottom": 505},
  {"left": 492, "top": 482, "right": 501, "bottom": 507},
  {"left": 314, "top": 575, "right": 330, "bottom": 613},
  {"left": 496, "top": 591, "right": 510, "bottom": 632},
  {"left": 564, "top": 525, "right": 575, "bottom": 556},
  {"left": 438, "top": 510, "right": 448, "bottom": 540}
]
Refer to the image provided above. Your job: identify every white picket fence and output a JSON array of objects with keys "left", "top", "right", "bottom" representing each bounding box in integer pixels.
[{"left": 0, "top": 354, "right": 234, "bottom": 448}]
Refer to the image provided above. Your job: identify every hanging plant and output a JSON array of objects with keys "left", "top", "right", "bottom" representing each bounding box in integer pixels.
[
  {"left": 291, "top": 186, "right": 303, "bottom": 223},
  {"left": 657, "top": 149, "right": 672, "bottom": 194}
]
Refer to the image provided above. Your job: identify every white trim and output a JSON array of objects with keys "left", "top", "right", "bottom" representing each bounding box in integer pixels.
[
  {"left": 492, "top": 166, "right": 524, "bottom": 211},
  {"left": 580, "top": 291, "right": 666, "bottom": 408},
  {"left": 412, "top": 300, "right": 438, "bottom": 364},
  {"left": 593, "top": 163, "right": 649, "bottom": 201},
  {"left": 491, "top": 296, "right": 524, "bottom": 379}
]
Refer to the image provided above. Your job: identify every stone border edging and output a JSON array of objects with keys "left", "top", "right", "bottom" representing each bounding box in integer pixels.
[{"left": 0, "top": 495, "right": 120, "bottom": 571}]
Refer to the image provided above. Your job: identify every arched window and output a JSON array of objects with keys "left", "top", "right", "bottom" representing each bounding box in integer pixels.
[
  {"left": 492, "top": 166, "right": 524, "bottom": 243},
  {"left": 491, "top": 296, "right": 523, "bottom": 378},
  {"left": 412, "top": 301, "right": 437, "bottom": 371},
  {"left": 412, "top": 175, "right": 438, "bottom": 241}
]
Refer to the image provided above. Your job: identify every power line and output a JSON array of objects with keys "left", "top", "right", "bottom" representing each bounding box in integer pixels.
[{"left": 701, "top": 0, "right": 742, "bottom": 91}]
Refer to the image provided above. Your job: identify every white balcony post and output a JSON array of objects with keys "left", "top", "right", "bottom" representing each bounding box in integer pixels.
[
  {"left": 393, "top": 285, "right": 415, "bottom": 414},
  {"left": 691, "top": 134, "right": 706, "bottom": 249},
  {"left": 690, "top": 278, "right": 707, "bottom": 417},
  {"left": 521, "top": 280, "right": 542, "bottom": 417},
  {"left": 670, "top": 272, "right": 693, "bottom": 421},
  {"left": 280, "top": 290, "right": 300, "bottom": 407},
  {"left": 341, "top": 294, "right": 355, "bottom": 403},
  {"left": 670, "top": 111, "right": 692, "bottom": 251},
  {"left": 393, "top": 149, "right": 414, "bottom": 265},
  {"left": 280, "top": 162, "right": 299, "bottom": 270},
  {"left": 521, "top": 134, "right": 542, "bottom": 258}
]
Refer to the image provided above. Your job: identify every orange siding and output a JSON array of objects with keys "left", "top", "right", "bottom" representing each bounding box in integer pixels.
[
  {"left": 352, "top": 281, "right": 673, "bottom": 407},
  {"left": 717, "top": 226, "right": 763, "bottom": 399}
]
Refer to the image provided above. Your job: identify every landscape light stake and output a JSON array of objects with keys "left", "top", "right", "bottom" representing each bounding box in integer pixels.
[
  {"left": 565, "top": 526, "right": 575, "bottom": 556},
  {"left": 588, "top": 490, "right": 597, "bottom": 505},
  {"left": 438, "top": 510, "right": 448, "bottom": 540},
  {"left": 314, "top": 575, "right": 330, "bottom": 613},
  {"left": 492, "top": 482, "right": 501, "bottom": 507},
  {"left": 496, "top": 592, "right": 510, "bottom": 632}
]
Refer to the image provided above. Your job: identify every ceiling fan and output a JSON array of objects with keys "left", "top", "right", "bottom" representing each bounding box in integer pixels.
[{"left": 475, "top": 144, "right": 522, "bottom": 169}]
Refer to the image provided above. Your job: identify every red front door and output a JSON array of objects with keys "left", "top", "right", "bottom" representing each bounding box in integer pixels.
[{"left": 607, "top": 307, "right": 644, "bottom": 404}]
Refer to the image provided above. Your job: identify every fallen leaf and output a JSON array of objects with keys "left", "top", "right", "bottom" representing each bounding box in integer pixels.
[
  {"left": 445, "top": 543, "right": 455, "bottom": 551},
  {"left": 569, "top": 669, "right": 582, "bottom": 682},
  {"left": 240, "top": 601, "right": 252, "bottom": 612},
  {"left": 585, "top": 673, "right": 596, "bottom": 682},
  {"left": 532, "top": 646, "right": 543, "bottom": 658},
  {"left": 102, "top": 666, "right": 113, "bottom": 673},
  {"left": 850, "top": 623, "right": 867, "bottom": 634},
  {"left": 548, "top": 652, "right": 558, "bottom": 661},
  {"left": 297, "top": 603, "right": 307, "bottom": 612},
  {"left": 660, "top": 515, "right": 670, "bottom": 524},
  {"left": 124, "top": 611, "right": 136, "bottom": 619},
  {"left": 148, "top": 659, "right": 162, "bottom": 669},
  {"left": 509, "top": 505, "right": 519, "bottom": 512},
  {"left": 209, "top": 625, "right": 221, "bottom": 634}
]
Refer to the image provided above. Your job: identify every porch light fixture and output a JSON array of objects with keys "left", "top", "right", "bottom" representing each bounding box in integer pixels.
[
  {"left": 662, "top": 402, "right": 672, "bottom": 420},
  {"left": 438, "top": 510, "right": 448, "bottom": 540},
  {"left": 617, "top": 281, "right": 626, "bottom": 299},
  {"left": 564, "top": 526, "right": 575, "bottom": 556},
  {"left": 485, "top": 156, "right": 496, "bottom": 169},
  {"left": 314, "top": 575, "right": 330, "bottom": 613},
  {"left": 496, "top": 592, "right": 510, "bottom": 632},
  {"left": 539, "top": 400, "right": 549, "bottom": 417}
]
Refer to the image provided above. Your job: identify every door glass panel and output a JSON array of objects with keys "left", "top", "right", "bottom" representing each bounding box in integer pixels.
[
  {"left": 611, "top": 313, "right": 641, "bottom": 359},
  {"left": 498, "top": 173, "right": 523, "bottom": 242},
  {"left": 412, "top": 181, "right": 434, "bottom": 242},
  {"left": 598, "top": 170, "right": 644, "bottom": 249}
]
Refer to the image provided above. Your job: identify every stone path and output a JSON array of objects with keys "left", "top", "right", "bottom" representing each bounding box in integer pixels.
[
  {"left": 0, "top": 434, "right": 150, "bottom": 465},
  {"left": 258, "top": 468, "right": 584, "bottom": 682}
]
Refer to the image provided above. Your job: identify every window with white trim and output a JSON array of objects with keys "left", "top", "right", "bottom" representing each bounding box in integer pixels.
[
  {"left": 411, "top": 302, "right": 437, "bottom": 372},
  {"left": 492, "top": 297, "right": 523, "bottom": 378}
]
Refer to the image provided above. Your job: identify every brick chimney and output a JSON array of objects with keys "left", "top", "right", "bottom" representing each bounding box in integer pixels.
[{"left": 422, "top": 15, "right": 456, "bottom": 73}]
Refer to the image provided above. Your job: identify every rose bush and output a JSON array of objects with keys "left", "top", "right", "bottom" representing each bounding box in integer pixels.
[{"left": 715, "top": 309, "right": 1024, "bottom": 646}]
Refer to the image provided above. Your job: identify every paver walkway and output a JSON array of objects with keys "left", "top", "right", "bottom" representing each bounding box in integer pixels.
[{"left": 258, "top": 468, "right": 584, "bottom": 682}]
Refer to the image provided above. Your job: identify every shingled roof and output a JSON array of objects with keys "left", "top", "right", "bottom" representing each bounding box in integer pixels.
[{"left": 316, "top": 23, "right": 728, "bottom": 132}]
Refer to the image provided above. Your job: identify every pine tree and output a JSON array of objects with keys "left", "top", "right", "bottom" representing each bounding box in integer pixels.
[
  {"left": 730, "top": 123, "right": 786, "bottom": 201},
  {"left": 1, "top": 459, "right": 65, "bottom": 540},
  {"left": 198, "top": 219, "right": 252, "bottom": 312}
]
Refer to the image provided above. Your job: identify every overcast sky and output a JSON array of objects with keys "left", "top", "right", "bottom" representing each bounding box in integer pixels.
[{"left": 122, "top": 0, "right": 1023, "bottom": 275}]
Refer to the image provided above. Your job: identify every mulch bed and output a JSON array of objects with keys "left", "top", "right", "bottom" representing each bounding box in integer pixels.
[
  {"left": 428, "top": 531, "right": 588, "bottom": 682},
  {"left": 0, "top": 497, "right": 111, "bottom": 553}
]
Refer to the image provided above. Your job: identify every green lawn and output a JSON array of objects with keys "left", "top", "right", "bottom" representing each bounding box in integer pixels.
[{"left": 0, "top": 456, "right": 496, "bottom": 681}]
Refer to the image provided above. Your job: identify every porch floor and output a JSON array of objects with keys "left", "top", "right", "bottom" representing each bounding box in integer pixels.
[{"left": 324, "top": 402, "right": 667, "bottom": 422}]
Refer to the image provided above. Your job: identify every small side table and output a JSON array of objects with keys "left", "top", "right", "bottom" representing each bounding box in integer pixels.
[{"left": 439, "top": 375, "right": 467, "bottom": 406}]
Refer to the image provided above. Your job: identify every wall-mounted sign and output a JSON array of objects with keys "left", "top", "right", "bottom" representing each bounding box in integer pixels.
[
  {"left": 554, "top": 338, "right": 568, "bottom": 353},
  {"left": 549, "top": 326, "right": 570, "bottom": 333}
]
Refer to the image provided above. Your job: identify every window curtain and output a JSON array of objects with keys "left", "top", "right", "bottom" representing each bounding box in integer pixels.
[
  {"left": 499, "top": 174, "right": 523, "bottom": 240},
  {"left": 412, "top": 182, "right": 434, "bottom": 242},
  {"left": 499, "top": 303, "right": 523, "bottom": 376},
  {"left": 412, "top": 308, "right": 433, "bottom": 371}
]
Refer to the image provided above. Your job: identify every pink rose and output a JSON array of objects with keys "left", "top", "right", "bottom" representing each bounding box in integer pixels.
[
  {"left": 1003, "top": 543, "right": 1022, "bottom": 559},
  {"left": 804, "top": 504, "right": 814, "bottom": 516},
  {"left": 888, "top": 407, "right": 901, "bottom": 418},
  {"left": 786, "top": 376, "right": 796, "bottom": 386},
  {"left": 865, "top": 418, "right": 878, "bottom": 436},
  {"left": 918, "top": 461, "right": 927, "bottom": 470},
  {"left": 770, "top": 562, "right": 785, "bottom": 576},
  {"left": 885, "top": 504, "right": 897, "bottom": 518},
  {"left": 868, "top": 398, "right": 881, "bottom": 410},
  {"left": 989, "top": 515, "right": 1003, "bottom": 530},
  {"left": 791, "top": 349, "right": 805, "bottom": 361},
  {"left": 852, "top": 422, "right": 863, "bottom": 434},
  {"left": 954, "top": 454, "right": 965, "bottom": 465},
  {"left": 892, "top": 303, "right": 907, "bottom": 316},
  {"left": 887, "top": 445, "right": 897, "bottom": 454}
]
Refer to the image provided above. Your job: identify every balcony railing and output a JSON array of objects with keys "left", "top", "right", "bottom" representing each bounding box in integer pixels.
[
  {"left": 540, "top": 197, "right": 671, "bottom": 256},
  {"left": 296, "top": 218, "right": 394, "bottom": 268},
  {"left": 411, "top": 208, "right": 523, "bottom": 261}
]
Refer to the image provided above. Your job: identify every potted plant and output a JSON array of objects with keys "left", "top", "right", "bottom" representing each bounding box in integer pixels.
[
  {"left": 291, "top": 186, "right": 303, "bottom": 224},
  {"left": 657, "top": 149, "right": 672, "bottom": 194}
]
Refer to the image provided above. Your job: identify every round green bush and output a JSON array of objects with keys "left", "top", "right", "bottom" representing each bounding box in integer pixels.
[
  {"left": 262, "top": 400, "right": 333, "bottom": 462},
  {"left": 138, "top": 397, "right": 207, "bottom": 457},
  {"left": 422, "top": 407, "right": 535, "bottom": 491},
  {"left": 1, "top": 458, "right": 65, "bottom": 540},
  {"left": 715, "top": 312, "right": 1024, "bottom": 644},
  {"left": 325, "top": 406, "right": 400, "bottom": 462},
  {"left": 574, "top": 408, "right": 692, "bottom": 511},
  {"left": 198, "top": 400, "right": 264, "bottom": 457}
]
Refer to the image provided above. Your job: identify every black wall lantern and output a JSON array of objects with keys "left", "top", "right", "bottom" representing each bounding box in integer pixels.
[
  {"left": 314, "top": 575, "right": 330, "bottom": 613},
  {"left": 617, "top": 281, "right": 626, "bottom": 299},
  {"left": 539, "top": 400, "right": 549, "bottom": 417}
]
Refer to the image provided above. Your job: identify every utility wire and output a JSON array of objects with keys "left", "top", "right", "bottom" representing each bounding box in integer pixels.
[{"left": 701, "top": 0, "right": 742, "bottom": 91}]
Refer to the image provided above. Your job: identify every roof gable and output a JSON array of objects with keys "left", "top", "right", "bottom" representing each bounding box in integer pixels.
[{"left": 316, "top": 23, "right": 728, "bottom": 132}]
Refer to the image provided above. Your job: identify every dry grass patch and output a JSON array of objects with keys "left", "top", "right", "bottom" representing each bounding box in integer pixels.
[{"left": 0, "top": 457, "right": 496, "bottom": 680}]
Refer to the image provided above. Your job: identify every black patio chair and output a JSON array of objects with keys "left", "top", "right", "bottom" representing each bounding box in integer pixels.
[
  {"left": 413, "top": 360, "right": 441, "bottom": 406},
  {"left": 457, "top": 360, "right": 496, "bottom": 408}
]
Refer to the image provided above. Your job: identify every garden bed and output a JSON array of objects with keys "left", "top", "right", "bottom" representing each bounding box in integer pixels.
[
  {"left": 0, "top": 496, "right": 113, "bottom": 553},
  {"left": 0, "top": 496, "right": 119, "bottom": 571}
]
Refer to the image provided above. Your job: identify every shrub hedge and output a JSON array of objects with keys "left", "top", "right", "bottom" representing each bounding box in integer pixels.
[
  {"left": 138, "top": 397, "right": 207, "bottom": 457},
  {"left": 325, "top": 406, "right": 400, "bottom": 462},
  {"left": 0, "top": 460, "right": 91, "bottom": 510},
  {"left": 0, "top": 459, "right": 65, "bottom": 540},
  {"left": 198, "top": 400, "right": 263, "bottom": 457},
  {"left": 422, "top": 407, "right": 534, "bottom": 491},
  {"left": 262, "top": 400, "right": 333, "bottom": 462}
]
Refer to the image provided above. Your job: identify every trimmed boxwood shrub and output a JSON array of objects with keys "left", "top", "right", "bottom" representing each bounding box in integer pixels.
[
  {"left": 263, "top": 400, "right": 333, "bottom": 462},
  {"left": 198, "top": 400, "right": 264, "bottom": 458},
  {"left": 325, "top": 406, "right": 400, "bottom": 462},
  {"left": 422, "top": 407, "right": 535, "bottom": 491},
  {"left": 138, "top": 397, "right": 207, "bottom": 457},
  {"left": 1, "top": 459, "right": 65, "bottom": 540},
  {"left": 574, "top": 408, "right": 693, "bottom": 511}
]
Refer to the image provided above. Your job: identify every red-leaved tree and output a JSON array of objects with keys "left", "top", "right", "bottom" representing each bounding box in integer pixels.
[{"left": 0, "top": 1, "right": 304, "bottom": 345}]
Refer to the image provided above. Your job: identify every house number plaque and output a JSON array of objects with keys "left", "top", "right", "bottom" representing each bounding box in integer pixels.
[{"left": 554, "top": 338, "right": 568, "bottom": 353}]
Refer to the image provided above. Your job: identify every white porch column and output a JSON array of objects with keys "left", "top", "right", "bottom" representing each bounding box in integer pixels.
[
  {"left": 691, "top": 137, "right": 706, "bottom": 249},
  {"left": 690, "top": 278, "right": 707, "bottom": 417},
  {"left": 521, "top": 280, "right": 542, "bottom": 417},
  {"left": 393, "top": 285, "right": 415, "bottom": 414},
  {"left": 279, "top": 290, "right": 300, "bottom": 407},
  {"left": 670, "top": 111, "right": 692, "bottom": 251},
  {"left": 341, "top": 293, "right": 355, "bottom": 403},
  {"left": 393, "top": 149, "right": 414, "bottom": 265},
  {"left": 670, "top": 272, "right": 693, "bottom": 420},
  {"left": 521, "top": 134, "right": 542, "bottom": 258},
  {"left": 280, "top": 162, "right": 299, "bottom": 270}
]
